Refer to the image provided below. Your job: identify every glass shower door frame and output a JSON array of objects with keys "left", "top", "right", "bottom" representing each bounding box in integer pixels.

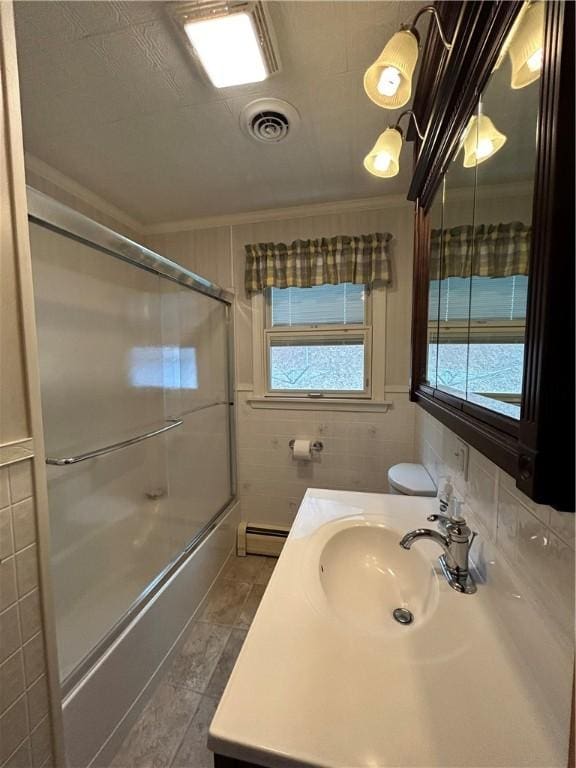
[{"left": 27, "top": 187, "right": 237, "bottom": 694}]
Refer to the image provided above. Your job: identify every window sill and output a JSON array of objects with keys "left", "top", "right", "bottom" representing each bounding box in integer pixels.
[{"left": 246, "top": 397, "right": 392, "bottom": 413}]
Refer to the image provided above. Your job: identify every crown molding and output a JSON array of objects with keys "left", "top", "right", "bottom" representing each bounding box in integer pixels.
[
  {"left": 24, "top": 154, "right": 143, "bottom": 234},
  {"left": 22, "top": 156, "right": 533, "bottom": 240},
  {"left": 143, "top": 193, "right": 411, "bottom": 235}
]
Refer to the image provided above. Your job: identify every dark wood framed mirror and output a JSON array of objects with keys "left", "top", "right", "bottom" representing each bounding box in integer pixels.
[{"left": 407, "top": 0, "right": 574, "bottom": 511}]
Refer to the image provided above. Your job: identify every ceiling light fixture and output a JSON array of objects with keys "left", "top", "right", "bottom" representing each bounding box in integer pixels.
[
  {"left": 364, "top": 110, "right": 425, "bottom": 178},
  {"left": 174, "top": 2, "right": 279, "bottom": 89},
  {"left": 364, "top": 6, "right": 454, "bottom": 109},
  {"left": 508, "top": 1, "right": 545, "bottom": 89},
  {"left": 462, "top": 109, "right": 507, "bottom": 167}
]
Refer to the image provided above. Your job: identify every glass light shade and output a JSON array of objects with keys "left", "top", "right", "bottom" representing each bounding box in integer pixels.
[
  {"left": 363, "top": 29, "right": 419, "bottom": 109},
  {"left": 508, "top": 2, "right": 545, "bottom": 89},
  {"left": 462, "top": 114, "right": 507, "bottom": 168},
  {"left": 363, "top": 128, "right": 403, "bottom": 178}
]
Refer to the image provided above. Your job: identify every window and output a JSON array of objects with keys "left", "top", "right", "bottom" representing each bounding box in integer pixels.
[
  {"left": 265, "top": 283, "right": 371, "bottom": 397},
  {"left": 428, "top": 275, "right": 527, "bottom": 396}
]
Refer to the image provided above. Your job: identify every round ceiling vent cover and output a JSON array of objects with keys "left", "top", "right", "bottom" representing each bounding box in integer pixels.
[{"left": 241, "top": 98, "right": 300, "bottom": 144}]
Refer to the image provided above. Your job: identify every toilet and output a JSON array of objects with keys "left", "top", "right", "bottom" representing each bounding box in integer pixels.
[{"left": 387, "top": 463, "right": 437, "bottom": 497}]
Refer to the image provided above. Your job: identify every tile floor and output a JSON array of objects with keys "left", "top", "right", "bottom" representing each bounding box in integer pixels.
[{"left": 109, "top": 555, "right": 277, "bottom": 768}]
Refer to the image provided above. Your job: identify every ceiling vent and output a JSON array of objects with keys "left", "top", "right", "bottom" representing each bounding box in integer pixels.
[{"left": 241, "top": 98, "right": 300, "bottom": 144}]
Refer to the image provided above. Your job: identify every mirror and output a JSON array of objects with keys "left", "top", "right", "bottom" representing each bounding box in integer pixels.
[
  {"left": 434, "top": 140, "right": 477, "bottom": 400},
  {"left": 467, "top": 52, "right": 540, "bottom": 418},
  {"left": 426, "top": 180, "right": 443, "bottom": 388},
  {"left": 425, "top": 5, "right": 542, "bottom": 419}
]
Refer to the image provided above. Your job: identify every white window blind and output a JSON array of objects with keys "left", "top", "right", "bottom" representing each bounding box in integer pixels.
[
  {"left": 270, "top": 283, "right": 366, "bottom": 327},
  {"left": 429, "top": 276, "right": 529, "bottom": 322}
]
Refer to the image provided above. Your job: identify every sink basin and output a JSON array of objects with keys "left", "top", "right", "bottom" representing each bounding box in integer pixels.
[
  {"left": 313, "top": 520, "right": 439, "bottom": 634},
  {"left": 210, "top": 491, "right": 571, "bottom": 768}
]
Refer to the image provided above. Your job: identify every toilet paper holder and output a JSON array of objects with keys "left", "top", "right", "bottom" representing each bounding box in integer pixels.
[{"left": 289, "top": 439, "right": 323, "bottom": 452}]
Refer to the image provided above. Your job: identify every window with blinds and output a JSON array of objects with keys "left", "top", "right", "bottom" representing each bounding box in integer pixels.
[
  {"left": 427, "top": 274, "right": 528, "bottom": 400},
  {"left": 265, "top": 284, "right": 370, "bottom": 396},
  {"left": 270, "top": 283, "right": 366, "bottom": 327},
  {"left": 428, "top": 275, "right": 528, "bottom": 322}
]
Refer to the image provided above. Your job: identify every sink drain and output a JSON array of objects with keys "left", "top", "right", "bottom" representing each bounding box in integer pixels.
[{"left": 392, "top": 607, "right": 414, "bottom": 625}]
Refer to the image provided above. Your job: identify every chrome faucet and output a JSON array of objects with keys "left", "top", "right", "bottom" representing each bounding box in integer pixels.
[{"left": 399, "top": 500, "right": 477, "bottom": 594}]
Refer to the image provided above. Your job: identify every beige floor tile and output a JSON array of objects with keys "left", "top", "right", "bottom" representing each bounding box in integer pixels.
[
  {"left": 221, "top": 555, "right": 277, "bottom": 586},
  {"left": 171, "top": 696, "right": 219, "bottom": 768},
  {"left": 110, "top": 684, "right": 200, "bottom": 768},
  {"left": 198, "top": 579, "right": 251, "bottom": 626},
  {"left": 235, "top": 584, "right": 266, "bottom": 629},
  {"left": 204, "top": 629, "right": 246, "bottom": 700},
  {"left": 166, "top": 623, "right": 230, "bottom": 693}
]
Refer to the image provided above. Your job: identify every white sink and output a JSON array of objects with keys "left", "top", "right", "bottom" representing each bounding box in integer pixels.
[
  {"left": 210, "top": 491, "right": 572, "bottom": 768},
  {"left": 316, "top": 521, "right": 439, "bottom": 634}
]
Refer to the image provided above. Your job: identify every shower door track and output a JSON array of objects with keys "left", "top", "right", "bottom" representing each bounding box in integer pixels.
[
  {"left": 26, "top": 187, "right": 234, "bottom": 304},
  {"left": 62, "top": 495, "right": 237, "bottom": 698}
]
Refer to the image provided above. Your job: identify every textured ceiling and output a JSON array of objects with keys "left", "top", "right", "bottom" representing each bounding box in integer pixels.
[{"left": 14, "top": 0, "right": 422, "bottom": 224}]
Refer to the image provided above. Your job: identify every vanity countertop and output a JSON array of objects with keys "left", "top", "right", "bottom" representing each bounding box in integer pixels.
[{"left": 208, "top": 489, "right": 572, "bottom": 768}]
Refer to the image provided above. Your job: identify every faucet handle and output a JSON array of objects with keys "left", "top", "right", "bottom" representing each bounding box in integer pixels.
[{"left": 427, "top": 513, "right": 451, "bottom": 534}]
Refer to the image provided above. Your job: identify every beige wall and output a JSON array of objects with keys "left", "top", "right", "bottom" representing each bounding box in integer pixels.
[
  {"left": 24, "top": 159, "right": 141, "bottom": 242},
  {"left": 146, "top": 201, "right": 417, "bottom": 526},
  {"left": 0, "top": 4, "right": 62, "bottom": 766},
  {"left": 0, "top": 44, "right": 29, "bottom": 445}
]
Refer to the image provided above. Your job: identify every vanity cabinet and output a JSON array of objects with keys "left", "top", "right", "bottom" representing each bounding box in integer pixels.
[{"left": 408, "top": 0, "right": 574, "bottom": 511}]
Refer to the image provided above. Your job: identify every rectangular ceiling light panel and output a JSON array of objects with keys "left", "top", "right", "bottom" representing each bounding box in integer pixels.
[{"left": 184, "top": 9, "right": 268, "bottom": 88}]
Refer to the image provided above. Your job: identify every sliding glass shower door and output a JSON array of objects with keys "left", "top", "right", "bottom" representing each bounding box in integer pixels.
[{"left": 30, "top": 219, "right": 233, "bottom": 683}]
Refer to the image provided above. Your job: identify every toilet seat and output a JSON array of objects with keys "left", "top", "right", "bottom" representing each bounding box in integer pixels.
[{"left": 388, "top": 463, "right": 436, "bottom": 496}]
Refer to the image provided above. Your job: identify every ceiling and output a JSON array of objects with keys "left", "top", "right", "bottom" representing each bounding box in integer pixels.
[{"left": 14, "top": 0, "right": 422, "bottom": 225}]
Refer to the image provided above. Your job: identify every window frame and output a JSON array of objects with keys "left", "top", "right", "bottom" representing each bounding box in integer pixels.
[{"left": 262, "top": 284, "right": 373, "bottom": 399}]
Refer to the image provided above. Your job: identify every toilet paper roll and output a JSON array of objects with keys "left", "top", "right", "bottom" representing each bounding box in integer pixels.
[{"left": 292, "top": 439, "right": 312, "bottom": 461}]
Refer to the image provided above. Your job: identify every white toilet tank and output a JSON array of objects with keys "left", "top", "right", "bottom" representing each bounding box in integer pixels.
[{"left": 388, "top": 463, "right": 437, "bottom": 497}]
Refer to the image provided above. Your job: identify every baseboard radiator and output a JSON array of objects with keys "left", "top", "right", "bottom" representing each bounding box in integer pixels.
[{"left": 237, "top": 522, "right": 290, "bottom": 557}]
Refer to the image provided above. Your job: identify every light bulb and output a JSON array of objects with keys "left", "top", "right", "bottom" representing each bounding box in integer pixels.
[
  {"left": 475, "top": 138, "right": 494, "bottom": 160},
  {"left": 526, "top": 47, "right": 543, "bottom": 72},
  {"left": 376, "top": 66, "right": 401, "bottom": 97},
  {"left": 373, "top": 152, "right": 392, "bottom": 172}
]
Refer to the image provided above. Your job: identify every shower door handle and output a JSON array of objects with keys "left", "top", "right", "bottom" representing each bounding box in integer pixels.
[{"left": 46, "top": 419, "right": 183, "bottom": 466}]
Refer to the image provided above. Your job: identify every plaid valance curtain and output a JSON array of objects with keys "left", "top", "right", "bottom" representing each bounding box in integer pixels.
[
  {"left": 244, "top": 232, "right": 392, "bottom": 294},
  {"left": 430, "top": 221, "right": 531, "bottom": 280}
]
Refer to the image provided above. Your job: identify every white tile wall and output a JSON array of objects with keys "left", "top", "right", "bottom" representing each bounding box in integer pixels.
[
  {"left": 0, "top": 460, "right": 54, "bottom": 768},
  {"left": 237, "top": 393, "right": 417, "bottom": 526},
  {"left": 415, "top": 408, "right": 575, "bottom": 644}
]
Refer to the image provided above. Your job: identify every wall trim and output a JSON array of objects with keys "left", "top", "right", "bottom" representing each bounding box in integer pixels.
[
  {"left": 144, "top": 193, "right": 412, "bottom": 235},
  {"left": 25, "top": 153, "right": 143, "bottom": 234},
  {"left": 246, "top": 397, "right": 393, "bottom": 413},
  {"left": 0, "top": 437, "right": 34, "bottom": 468},
  {"left": 23, "top": 163, "right": 532, "bottom": 243}
]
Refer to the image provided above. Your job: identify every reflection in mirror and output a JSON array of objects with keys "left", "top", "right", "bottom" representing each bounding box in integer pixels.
[
  {"left": 466, "top": 15, "right": 541, "bottom": 419},
  {"left": 433, "top": 131, "right": 477, "bottom": 399},
  {"left": 426, "top": 1, "right": 542, "bottom": 419},
  {"left": 426, "top": 179, "right": 444, "bottom": 388}
]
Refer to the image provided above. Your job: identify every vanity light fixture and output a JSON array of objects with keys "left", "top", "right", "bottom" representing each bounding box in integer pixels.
[
  {"left": 174, "top": 2, "right": 279, "bottom": 89},
  {"left": 508, "top": 1, "right": 545, "bottom": 89},
  {"left": 364, "top": 110, "right": 424, "bottom": 178},
  {"left": 462, "top": 110, "right": 507, "bottom": 168},
  {"left": 363, "top": 6, "right": 454, "bottom": 109}
]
